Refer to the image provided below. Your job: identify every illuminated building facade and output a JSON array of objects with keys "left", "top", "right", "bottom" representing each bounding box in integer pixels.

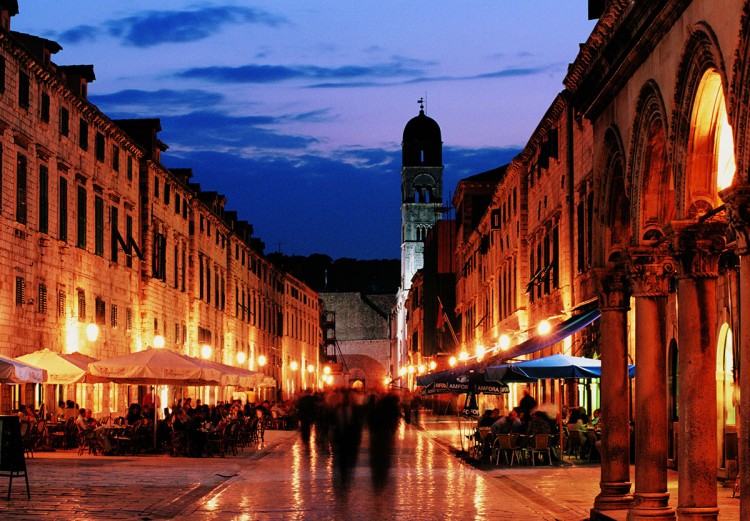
[
  {"left": 0, "top": 3, "right": 320, "bottom": 413},
  {"left": 417, "top": 0, "right": 750, "bottom": 518}
]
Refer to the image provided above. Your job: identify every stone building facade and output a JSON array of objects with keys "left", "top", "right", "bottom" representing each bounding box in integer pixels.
[
  {"left": 411, "top": 0, "right": 750, "bottom": 518},
  {"left": 320, "top": 292, "right": 392, "bottom": 390},
  {"left": 0, "top": 3, "right": 321, "bottom": 413}
]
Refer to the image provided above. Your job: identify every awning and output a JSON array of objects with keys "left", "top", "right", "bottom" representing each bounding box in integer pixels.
[
  {"left": 419, "top": 369, "right": 509, "bottom": 396},
  {"left": 486, "top": 353, "right": 635, "bottom": 381},
  {"left": 482, "top": 307, "right": 601, "bottom": 365}
]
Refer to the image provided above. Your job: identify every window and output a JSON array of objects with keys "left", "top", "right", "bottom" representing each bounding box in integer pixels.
[
  {"left": 0, "top": 56, "right": 5, "bottom": 93},
  {"left": 126, "top": 307, "right": 132, "bottom": 331},
  {"left": 38, "top": 284, "right": 47, "bottom": 314},
  {"left": 39, "top": 165, "right": 48, "bottom": 233},
  {"left": 59, "top": 177, "right": 68, "bottom": 241},
  {"left": 125, "top": 215, "right": 133, "bottom": 268},
  {"left": 111, "top": 304, "right": 118, "bottom": 327},
  {"left": 174, "top": 244, "right": 179, "bottom": 288},
  {"left": 95, "top": 132, "right": 105, "bottom": 162},
  {"left": 0, "top": 144, "right": 3, "bottom": 212},
  {"left": 58, "top": 289, "right": 66, "bottom": 318},
  {"left": 152, "top": 231, "right": 166, "bottom": 281},
  {"left": 15, "top": 153, "right": 27, "bottom": 224},
  {"left": 112, "top": 145, "right": 120, "bottom": 172},
  {"left": 154, "top": 177, "right": 159, "bottom": 198},
  {"left": 18, "top": 71, "right": 29, "bottom": 109},
  {"left": 77, "top": 289, "right": 86, "bottom": 320},
  {"left": 41, "top": 92, "right": 50, "bottom": 123},
  {"left": 95, "top": 297, "right": 105, "bottom": 325},
  {"left": 78, "top": 119, "right": 88, "bottom": 151},
  {"left": 59, "top": 107, "right": 69, "bottom": 137},
  {"left": 110, "top": 206, "right": 119, "bottom": 262},
  {"left": 77, "top": 186, "right": 87, "bottom": 248},
  {"left": 94, "top": 195, "right": 104, "bottom": 256},
  {"left": 199, "top": 255, "right": 204, "bottom": 299},
  {"left": 175, "top": 193, "right": 181, "bottom": 214},
  {"left": 164, "top": 183, "right": 170, "bottom": 205},
  {"left": 127, "top": 155, "right": 133, "bottom": 181},
  {"left": 15, "top": 277, "right": 25, "bottom": 306}
]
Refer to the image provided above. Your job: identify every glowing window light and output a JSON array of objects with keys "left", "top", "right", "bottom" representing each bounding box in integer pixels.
[
  {"left": 258, "top": 354, "right": 267, "bottom": 367},
  {"left": 476, "top": 344, "right": 486, "bottom": 359},
  {"left": 449, "top": 356, "right": 457, "bottom": 367},
  {"left": 399, "top": 367, "right": 407, "bottom": 376},
  {"left": 429, "top": 360, "right": 437, "bottom": 370},
  {"left": 537, "top": 320, "right": 552, "bottom": 335},
  {"left": 407, "top": 365, "right": 415, "bottom": 374},
  {"left": 499, "top": 334, "right": 511, "bottom": 350},
  {"left": 201, "top": 344, "right": 212, "bottom": 359},
  {"left": 236, "top": 352, "right": 246, "bottom": 364},
  {"left": 458, "top": 351, "right": 469, "bottom": 361},
  {"left": 384, "top": 376, "right": 391, "bottom": 386},
  {"left": 153, "top": 335, "right": 165, "bottom": 348},
  {"left": 417, "top": 364, "right": 426, "bottom": 374}
]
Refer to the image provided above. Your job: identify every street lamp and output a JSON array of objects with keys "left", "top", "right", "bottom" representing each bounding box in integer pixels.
[
  {"left": 290, "top": 360, "right": 299, "bottom": 371},
  {"left": 499, "top": 334, "right": 511, "bottom": 350},
  {"left": 85, "top": 323, "right": 99, "bottom": 342},
  {"left": 153, "top": 335, "right": 165, "bottom": 348},
  {"left": 429, "top": 360, "right": 437, "bottom": 370},
  {"left": 258, "top": 354, "right": 267, "bottom": 367},
  {"left": 449, "top": 356, "right": 457, "bottom": 367},
  {"left": 323, "top": 365, "right": 331, "bottom": 375},
  {"left": 307, "top": 364, "right": 314, "bottom": 373},
  {"left": 458, "top": 351, "right": 469, "bottom": 362},
  {"left": 201, "top": 344, "right": 212, "bottom": 359},
  {"left": 237, "top": 352, "right": 246, "bottom": 364},
  {"left": 537, "top": 319, "right": 552, "bottom": 335}
]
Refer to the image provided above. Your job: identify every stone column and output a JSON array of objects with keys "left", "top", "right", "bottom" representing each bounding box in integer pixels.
[
  {"left": 592, "top": 269, "right": 634, "bottom": 516},
  {"left": 668, "top": 220, "right": 726, "bottom": 520},
  {"left": 721, "top": 184, "right": 750, "bottom": 520},
  {"left": 627, "top": 250, "right": 675, "bottom": 520}
]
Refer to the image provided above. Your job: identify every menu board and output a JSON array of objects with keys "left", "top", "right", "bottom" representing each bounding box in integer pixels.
[{"left": 0, "top": 416, "right": 25, "bottom": 472}]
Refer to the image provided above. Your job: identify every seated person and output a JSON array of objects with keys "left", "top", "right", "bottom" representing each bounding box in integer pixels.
[
  {"left": 526, "top": 410, "right": 552, "bottom": 435},
  {"left": 491, "top": 410, "right": 523, "bottom": 436},
  {"left": 477, "top": 409, "right": 495, "bottom": 428}
]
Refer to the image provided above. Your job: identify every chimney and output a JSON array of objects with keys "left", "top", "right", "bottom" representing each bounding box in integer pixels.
[{"left": 0, "top": 1, "right": 18, "bottom": 31}]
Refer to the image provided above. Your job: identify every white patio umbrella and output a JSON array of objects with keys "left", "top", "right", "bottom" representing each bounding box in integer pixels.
[
  {"left": 88, "top": 348, "right": 222, "bottom": 447},
  {"left": 17, "top": 348, "right": 101, "bottom": 385},
  {"left": 0, "top": 354, "right": 46, "bottom": 384},
  {"left": 188, "top": 357, "right": 260, "bottom": 388}
]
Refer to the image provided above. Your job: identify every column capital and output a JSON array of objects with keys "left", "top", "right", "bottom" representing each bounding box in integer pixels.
[
  {"left": 663, "top": 220, "right": 727, "bottom": 280},
  {"left": 592, "top": 268, "right": 631, "bottom": 311},
  {"left": 720, "top": 183, "right": 750, "bottom": 255},
  {"left": 627, "top": 246, "right": 676, "bottom": 298}
]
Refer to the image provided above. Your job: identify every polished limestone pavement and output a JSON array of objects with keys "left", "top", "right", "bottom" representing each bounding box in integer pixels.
[
  {"left": 184, "top": 421, "right": 583, "bottom": 521},
  {"left": 0, "top": 414, "right": 739, "bottom": 520}
]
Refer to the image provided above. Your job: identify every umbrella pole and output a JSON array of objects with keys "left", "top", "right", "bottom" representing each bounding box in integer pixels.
[
  {"left": 153, "top": 384, "right": 158, "bottom": 450},
  {"left": 559, "top": 379, "right": 564, "bottom": 462}
]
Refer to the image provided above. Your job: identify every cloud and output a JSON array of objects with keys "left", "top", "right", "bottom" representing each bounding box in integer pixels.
[
  {"left": 176, "top": 62, "right": 424, "bottom": 84},
  {"left": 158, "top": 140, "right": 521, "bottom": 260},
  {"left": 55, "top": 6, "right": 284, "bottom": 47},
  {"left": 56, "top": 24, "right": 100, "bottom": 45},
  {"left": 90, "top": 89, "right": 225, "bottom": 116}
]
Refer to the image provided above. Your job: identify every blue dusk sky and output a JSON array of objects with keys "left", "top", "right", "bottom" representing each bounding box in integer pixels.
[{"left": 13, "top": 2, "right": 596, "bottom": 260}]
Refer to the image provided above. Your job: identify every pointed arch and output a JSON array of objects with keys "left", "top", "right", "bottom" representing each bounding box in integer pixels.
[
  {"left": 596, "top": 126, "right": 631, "bottom": 266},
  {"left": 672, "top": 23, "right": 734, "bottom": 218},
  {"left": 630, "top": 80, "right": 673, "bottom": 243},
  {"left": 729, "top": 1, "right": 750, "bottom": 178}
]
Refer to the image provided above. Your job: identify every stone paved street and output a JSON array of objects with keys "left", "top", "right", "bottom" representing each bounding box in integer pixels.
[{"left": 0, "top": 415, "right": 741, "bottom": 520}]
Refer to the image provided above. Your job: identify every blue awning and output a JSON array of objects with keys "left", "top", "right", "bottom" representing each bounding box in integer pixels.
[{"left": 486, "top": 353, "right": 635, "bottom": 381}]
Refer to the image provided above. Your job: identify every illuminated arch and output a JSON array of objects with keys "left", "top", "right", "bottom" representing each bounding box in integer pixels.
[
  {"left": 630, "top": 80, "right": 673, "bottom": 242},
  {"left": 672, "top": 24, "right": 735, "bottom": 218}
]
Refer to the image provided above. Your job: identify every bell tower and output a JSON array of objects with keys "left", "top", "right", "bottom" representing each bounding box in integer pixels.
[
  {"left": 394, "top": 99, "right": 443, "bottom": 382},
  {"left": 400, "top": 98, "right": 443, "bottom": 291}
]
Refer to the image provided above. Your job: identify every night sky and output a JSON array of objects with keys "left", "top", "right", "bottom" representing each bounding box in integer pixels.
[{"left": 13, "top": 1, "right": 596, "bottom": 260}]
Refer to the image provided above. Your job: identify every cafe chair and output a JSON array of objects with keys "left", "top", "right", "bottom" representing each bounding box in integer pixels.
[{"left": 529, "top": 433, "right": 552, "bottom": 466}]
